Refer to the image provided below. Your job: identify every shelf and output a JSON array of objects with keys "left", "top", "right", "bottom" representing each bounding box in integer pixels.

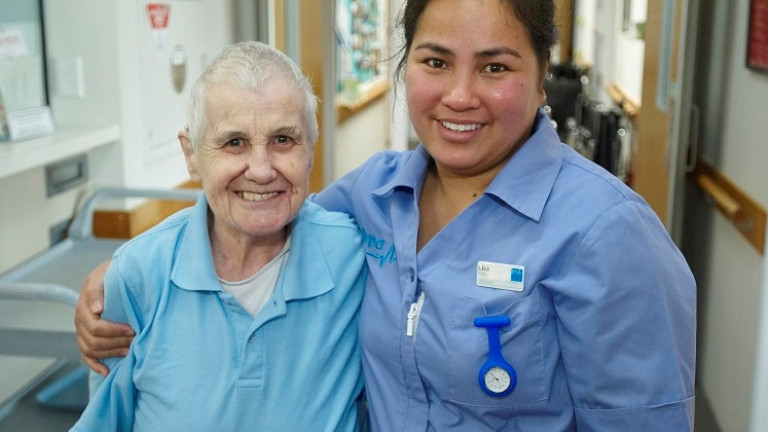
[
  {"left": 337, "top": 77, "right": 390, "bottom": 124},
  {"left": 0, "top": 124, "right": 121, "bottom": 180}
]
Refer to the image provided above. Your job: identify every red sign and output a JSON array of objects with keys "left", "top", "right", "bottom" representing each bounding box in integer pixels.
[{"left": 146, "top": 3, "right": 171, "bottom": 30}]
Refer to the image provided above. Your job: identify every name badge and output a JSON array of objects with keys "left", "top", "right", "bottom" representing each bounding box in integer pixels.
[{"left": 476, "top": 261, "right": 524, "bottom": 291}]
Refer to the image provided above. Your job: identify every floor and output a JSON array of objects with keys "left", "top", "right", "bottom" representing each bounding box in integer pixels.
[
  {"left": 695, "top": 391, "right": 723, "bottom": 432},
  {"left": 0, "top": 360, "right": 85, "bottom": 432}
]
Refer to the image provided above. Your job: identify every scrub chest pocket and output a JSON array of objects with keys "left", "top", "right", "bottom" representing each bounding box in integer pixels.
[{"left": 448, "top": 293, "right": 548, "bottom": 406}]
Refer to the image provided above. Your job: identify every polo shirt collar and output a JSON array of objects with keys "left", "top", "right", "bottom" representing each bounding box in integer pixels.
[
  {"left": 276, "top": 202, "right": 335, "bottom": 301},
  {"left": 171, "top": 195, "right": 220, "bottom": 291},
  {"left": 171, "top": 197, "right": 334, "bottom": 302}
]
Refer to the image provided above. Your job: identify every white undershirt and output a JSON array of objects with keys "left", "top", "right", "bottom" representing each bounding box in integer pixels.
[{"left": 219, "top": 236, "right": 291, "bottom": 318}]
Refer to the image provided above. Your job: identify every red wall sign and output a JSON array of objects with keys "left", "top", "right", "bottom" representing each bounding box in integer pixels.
[{"left": 146, "top": 3, "right": 171, "bottom": 30}]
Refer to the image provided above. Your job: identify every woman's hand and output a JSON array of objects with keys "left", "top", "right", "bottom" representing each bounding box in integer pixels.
[{"left": 74, "top": 260, "right": 135, "bottom": 376}]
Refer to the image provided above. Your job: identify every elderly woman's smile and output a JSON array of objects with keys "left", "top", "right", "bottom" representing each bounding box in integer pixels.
[{"left": 238, "top": 191, "right": 280, "bottom": 202}]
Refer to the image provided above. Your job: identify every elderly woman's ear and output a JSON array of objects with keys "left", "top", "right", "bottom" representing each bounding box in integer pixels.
[{"left": 178, "top": 129, "right": 202, "bottom": 182}]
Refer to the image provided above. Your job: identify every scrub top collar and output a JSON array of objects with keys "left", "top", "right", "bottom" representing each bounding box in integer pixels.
[
  {"left": 170, "top": 195, "right": 335, "bottom": 302},
  {"left": 370, "top": 142, "right": 432, "bottom": 199},
  {"left": 371, "top": 109, "right": 563, "bottom": 222},
  {"left": 485, "top": 109, "right": 563, "bottom": 222}
]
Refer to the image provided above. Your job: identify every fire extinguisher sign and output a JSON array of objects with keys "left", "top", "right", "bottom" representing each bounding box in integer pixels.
[
  {"left": 146, "top": 3, "right": 171, "bottom": 54},
  {"left": 147, "top": 3, "right": 170, "bottom": 29}
]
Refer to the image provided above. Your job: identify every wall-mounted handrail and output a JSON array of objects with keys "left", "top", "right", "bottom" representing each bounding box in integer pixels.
[
  {"left": 697, "top": 174, "right": 742, "bottom": 220},
  {"left": 605, "top": 83, "right": 640, "bottom": 118},
  {"left": 69, "top": 187, "right": 202, "bottom": 240},
  {"left": 693, "top": 159, "right": 766, "bottom": 255}
]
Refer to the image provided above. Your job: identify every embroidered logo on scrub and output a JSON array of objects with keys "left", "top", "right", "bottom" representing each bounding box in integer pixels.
[
  {"left": 477, "top": 261, "right": 524, "bottom": 291},
  {"left": 360, "top": 228, "right": 397, "bottom": 267}
]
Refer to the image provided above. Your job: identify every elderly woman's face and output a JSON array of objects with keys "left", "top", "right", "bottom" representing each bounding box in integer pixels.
[{"left": 183, "top": 79, "right": 312, "bottom": 242}]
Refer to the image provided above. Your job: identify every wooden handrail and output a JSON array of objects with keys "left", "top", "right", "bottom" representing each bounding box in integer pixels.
[
  {"left": 606, "top": 83, "right": 640, "bottom": 118},
  {"left": 693, "top": 159, "right": 766, "bottom": 255},
  {"left": 697, "top": 174, "right": 742, "bottom": 220}
]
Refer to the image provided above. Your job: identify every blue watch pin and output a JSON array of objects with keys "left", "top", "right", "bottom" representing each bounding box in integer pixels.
[{"left": 473, "top": 315, "right": 517, "bottom": 397}]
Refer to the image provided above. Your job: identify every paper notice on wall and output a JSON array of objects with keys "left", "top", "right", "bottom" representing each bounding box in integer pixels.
[
  {"left": 146, "top": 3, "right": 171, "bottom": 56},
  {"left": 0, "top": 29, "right": 29, "bottom": 59},
  {"left": 0, "top": 87, "right": 10, "bottom": 142},
  {"left": 0, "top": 56, "right": 47, "bottom": 111}
]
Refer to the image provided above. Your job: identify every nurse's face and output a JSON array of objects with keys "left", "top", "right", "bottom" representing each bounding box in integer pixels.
[
  {"left": 180, "top": 80, "right": 312, "bottom": 243},
  {"left": 404, "top": 0, "right": 546, "bottom": 178}
]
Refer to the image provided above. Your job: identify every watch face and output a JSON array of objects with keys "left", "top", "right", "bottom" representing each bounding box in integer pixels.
[{"left": 483, "top": 366, "right": 511, "bottom": 394}]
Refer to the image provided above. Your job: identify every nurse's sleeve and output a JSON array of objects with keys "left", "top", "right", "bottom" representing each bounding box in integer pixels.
[
  {"left": 310, "top": 150, "right": 401, "bottom": 217},
  {"left": 310, "top": 167, "right": 365, "bottom": 216},
  {"left": 551, "top": 200, "right": 696, "bottom": 431},
  {"left": 70, "top": 260, "right": 140, "bottom": 431}
]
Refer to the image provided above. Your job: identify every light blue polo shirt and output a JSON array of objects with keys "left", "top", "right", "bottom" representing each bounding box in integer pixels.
[
  {"left": 71, "top": 196, "right": 366, "bottom": 431},
  {"left": 313, "top": 110, "right": 697, "bottom": 431}
]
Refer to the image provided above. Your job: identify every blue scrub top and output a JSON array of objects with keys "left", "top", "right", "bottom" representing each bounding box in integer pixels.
[{"left": 312, "top": 110, "right": 696, "bottom": 431}]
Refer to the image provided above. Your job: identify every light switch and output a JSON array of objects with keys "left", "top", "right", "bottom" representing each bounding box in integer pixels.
[{"left": 55, "top": 56, "right": 85, "bottom": 98}]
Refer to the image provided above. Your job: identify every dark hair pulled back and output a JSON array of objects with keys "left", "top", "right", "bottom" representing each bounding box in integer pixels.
[{"left": 393, "top": 0, "right": 557, "bottom": 80}]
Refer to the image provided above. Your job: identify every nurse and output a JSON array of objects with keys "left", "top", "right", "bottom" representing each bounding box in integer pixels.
[{"left": 76, "top": 0, "right": 697, "bottom": 430}]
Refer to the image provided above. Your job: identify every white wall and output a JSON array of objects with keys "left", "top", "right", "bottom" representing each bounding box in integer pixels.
[
  {"left": 112, "top": 0, "right": 235, "bottom": 190},
  {"left": 754, "top": 245, "right": 768, "bottom": 431},
  {"left": 574, "top": 0, "right": 768, "bottom": 430},
  {"left": 0, "top": 0, "right": 122, "bottom": 274},
  {"left": 43, "top": 0, "right": 235, "bottom": 193},
  {"left": 0, "top": 169, "right": 87, "bottom": 272},
  {"left": 683, "top": 0, "right": 768, "bottom": 430},
  {"left": 613, "top": 0, "right": 646, "bottom": 104},
  {"left": 388, "top": 0, "right": 411, "bottom": 152},
  {"left": 573, "top": 0, "right": 596, "bottom": 65},
  {"left": 335, "top": 98, "right": 390, "bottom": 179},
  {"left": 0, "top": 0, "right": 236, "bottom": 275},
  {"left": 331, "top": 0, "right": 409, "bottom": 180},
  {"left": 0, "top": 0, "right": 236, "bottom": 406},
  {"left": 572, "top": 0, "right": 645, "bottom": 104},
  {"left": 43, "top": 0, "right": 122, "bottom": 128}
]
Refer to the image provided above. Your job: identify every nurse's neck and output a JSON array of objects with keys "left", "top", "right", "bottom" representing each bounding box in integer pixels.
[{"left": 417, "top": 164, "right": 487, "bottom": 251}]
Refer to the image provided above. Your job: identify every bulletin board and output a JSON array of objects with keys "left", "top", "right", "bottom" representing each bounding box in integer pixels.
[
  {"left": 747, "top": 0, "right": 768, "bottom": 73},
  {"left": 335, "top": 0, "right": 388, "bottom": 105}
]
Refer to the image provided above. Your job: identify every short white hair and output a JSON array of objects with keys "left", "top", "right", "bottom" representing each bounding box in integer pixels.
[{"left": 186, "top": 41, "right": 319, "bottom": 149}]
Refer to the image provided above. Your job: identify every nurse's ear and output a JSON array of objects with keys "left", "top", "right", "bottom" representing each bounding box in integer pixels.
[
  {"left": 538, "top": 59, "right": 551, "bottom": 105},
  {"left": 179, "top": 129, "right": 202, "bottom": 182}
]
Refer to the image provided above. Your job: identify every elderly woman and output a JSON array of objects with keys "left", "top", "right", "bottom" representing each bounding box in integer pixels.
[{"left": 70, "top": 41, "right": 366, "bottom": 431}]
